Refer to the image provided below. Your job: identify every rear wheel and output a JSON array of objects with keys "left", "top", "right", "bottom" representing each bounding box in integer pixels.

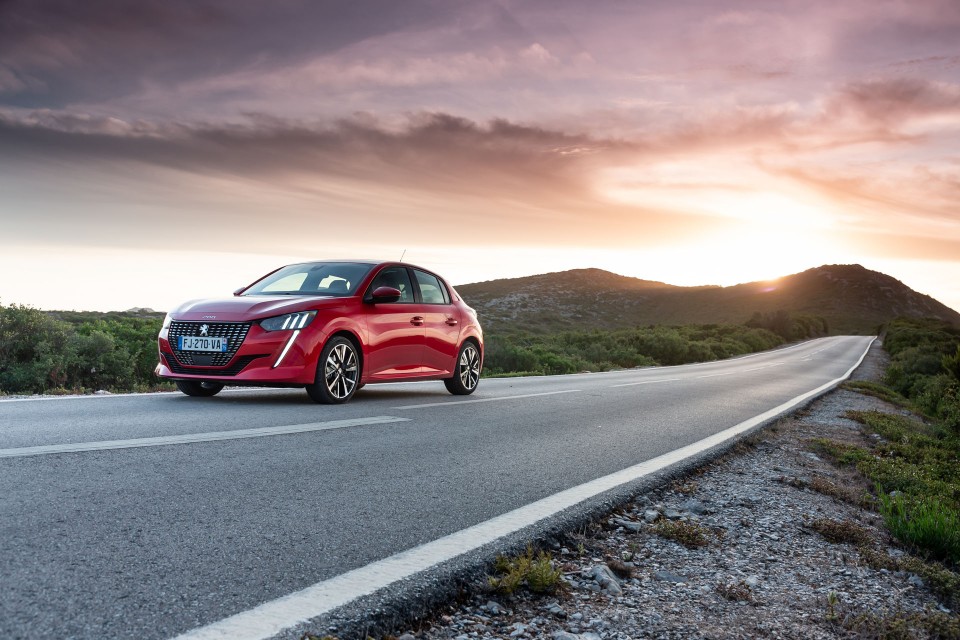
[
  {"left": 444, "top": 341, "right": 481, "bottom": 395},
  {"left": 306, "top": 336, "right": 361, "bottom": 404},
  {"left": 175, "top": 380, "right": 224, "bottom": 397}
]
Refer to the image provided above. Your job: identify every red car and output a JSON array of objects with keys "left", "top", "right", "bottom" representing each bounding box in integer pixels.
[{"left": 156, "top": 260, "right": 483, "bottom": 403}]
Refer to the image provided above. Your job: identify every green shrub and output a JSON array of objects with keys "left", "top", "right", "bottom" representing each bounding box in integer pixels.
[
  {"left": 0, "top": 303, "right": 164, "bottom": 394},
  {"left": 879, "top": 492, "right": 960, "bottom": 564}
]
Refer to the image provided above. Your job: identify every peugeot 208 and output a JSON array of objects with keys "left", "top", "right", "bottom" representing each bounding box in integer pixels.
[{"left": 156, "top": 260, "right": 483, "bottom": 404}]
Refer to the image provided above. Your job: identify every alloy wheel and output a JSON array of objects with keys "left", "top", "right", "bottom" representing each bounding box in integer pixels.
[{"left": 325, "top": 342, "right": 359, "bottom": 399}]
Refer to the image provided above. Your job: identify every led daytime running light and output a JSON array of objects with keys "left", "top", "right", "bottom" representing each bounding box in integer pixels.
[{"left": 273, "top": 329, "right": 301, "bottom": 368}]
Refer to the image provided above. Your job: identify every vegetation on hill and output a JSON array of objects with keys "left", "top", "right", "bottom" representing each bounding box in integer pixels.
[
  {"left": 483, "top": 322, "right": 807, "bottom": 376},
  {"left": 458, "top": 264, "right": 960, "bottom": 336}
]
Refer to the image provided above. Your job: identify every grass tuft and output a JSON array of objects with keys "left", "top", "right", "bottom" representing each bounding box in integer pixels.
[
  {"left": 809, "top": 518, "right": 874, "bottom": 547},
  {"left": 809, "top": 438, "right": 872, "bottom": 466},
  {"left": 653, "top": 520, "right": 715, "bottom": 549},
  {"left": 715, "top": 580, "right": 753, "bottom": 602},
  {"left": 879, "top": 492, "right": 960, "bottom": 565},
  {"left": 488, "top": 546, "right": 562, "bottom": 595},
  {"left": 838, "top": 609, "right": 960, "bottom": 639}
]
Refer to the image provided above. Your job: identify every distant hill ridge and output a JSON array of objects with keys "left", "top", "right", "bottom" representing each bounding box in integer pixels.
[{"left": 456, "top": 264, "right": 960, "bottom": 334}]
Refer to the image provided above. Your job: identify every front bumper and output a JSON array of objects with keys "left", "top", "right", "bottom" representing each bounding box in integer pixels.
[{"left": 157, "top": 321, "right": 321, "bottom": 385}]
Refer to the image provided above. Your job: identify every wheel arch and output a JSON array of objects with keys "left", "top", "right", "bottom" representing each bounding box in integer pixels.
[{"left": 325, "top": 329, "right": 365, "bottom": 372}]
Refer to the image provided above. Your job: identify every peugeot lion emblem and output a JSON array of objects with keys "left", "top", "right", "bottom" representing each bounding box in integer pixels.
[{"left": 199, "top": 324, "right": 209, "bottom": 337}]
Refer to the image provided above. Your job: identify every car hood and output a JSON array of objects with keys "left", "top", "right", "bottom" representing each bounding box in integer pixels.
[{"left": 170, "top": 295, "right": 352, "bottom": 322}]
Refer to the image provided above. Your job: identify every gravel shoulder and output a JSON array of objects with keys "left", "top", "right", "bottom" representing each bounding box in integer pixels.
[{"left": 377, "top": 342, "right": 957, "bottom": 640}]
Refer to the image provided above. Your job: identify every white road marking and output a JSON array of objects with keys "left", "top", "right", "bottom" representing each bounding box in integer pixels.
[
  {"left": 0, "top": 416, "right": 409, "bottom": 459},
  {"left": 741, "top": 362, "right": 785, "bottom": 372},
  {"left": 175, "top": 338, "right": 875, "bottom": 640},
  {"left": 0, "top": 387, "right": 296, "bottom": 403},
  {"left": 612, "top": 378, "right": 681, "bottom": 388},
  {"left": 393, "top": 389, "right": 581, "bottom": 410},
  {"left": 696, "top": 371, "right": 735, "bottom": 378}
]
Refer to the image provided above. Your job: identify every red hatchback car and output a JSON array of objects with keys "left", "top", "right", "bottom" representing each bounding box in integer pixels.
[{"left": 156, "top": 260, "right": 483, "bottom": 403}]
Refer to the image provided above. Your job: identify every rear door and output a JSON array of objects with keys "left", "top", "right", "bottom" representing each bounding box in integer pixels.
[{"left": 412, "top": 268, "right": 461, "bottom": 376}]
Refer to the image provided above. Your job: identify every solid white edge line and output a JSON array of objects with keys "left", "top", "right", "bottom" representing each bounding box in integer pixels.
[
  {"left": 174, "top": 336, "right": 875, "bottom": 640},
  {"left": 0, "top": 416, "right": 409, "bottom": 459},
  {"left": 393, "top": 389, "right": 581, "bottom": 410}
]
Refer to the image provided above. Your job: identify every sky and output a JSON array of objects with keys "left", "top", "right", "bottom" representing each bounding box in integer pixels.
[{"left": 1, "top": 0, "right": 959, "bottom": 313}]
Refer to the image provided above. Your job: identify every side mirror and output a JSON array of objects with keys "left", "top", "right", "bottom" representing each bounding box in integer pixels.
[
  {"left": 366, "top": 286, "right": 402, "bottom": 304},
  {"left": 233, "top": 287, "right": 245, "bottom": 297}
]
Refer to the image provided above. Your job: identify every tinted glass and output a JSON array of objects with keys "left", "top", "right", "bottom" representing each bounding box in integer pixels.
[
  {"left": 414, "top": 270, "right": 449, "bottom": 304},
  {"left": 368, "top": 266, "right": 415, "bottom": 302},
  {"left": 244, "top": 262, "right": 373, "bottom": 296}
]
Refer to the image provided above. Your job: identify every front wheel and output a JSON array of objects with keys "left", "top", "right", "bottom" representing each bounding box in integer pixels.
[
  {"left": 444, "top": 341, "right": 481, "bottom": 395},
  {"left": 306, "top": 336, "right": 361, "bottom": 404},
  {"left": 175, "top": 380, "right": 224, "bottom": 397}
]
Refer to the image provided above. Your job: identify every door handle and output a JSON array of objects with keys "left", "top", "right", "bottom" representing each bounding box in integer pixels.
[
  {"left": 410, "top": 316, "right": 424, "bottom": 326},
  {"left": 445, "top": 318, "right": 458, "bottom": 326}
]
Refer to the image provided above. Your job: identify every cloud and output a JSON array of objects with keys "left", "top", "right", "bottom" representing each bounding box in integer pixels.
[{"left": 826, "top": 77, "right": 960, "bottom": 127}]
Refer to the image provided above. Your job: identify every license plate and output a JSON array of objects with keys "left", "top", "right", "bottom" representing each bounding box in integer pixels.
[{"left": 178, "top": 336, "right": 228, "bottom": 352}]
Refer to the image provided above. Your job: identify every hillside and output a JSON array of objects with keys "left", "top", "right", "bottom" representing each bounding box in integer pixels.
[{"left": 456, "top": 264, "right": 960, "bottom": 335}]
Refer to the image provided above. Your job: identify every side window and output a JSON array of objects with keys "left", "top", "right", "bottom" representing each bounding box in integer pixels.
[
  {"left": 369, "top": 267, "right": 414, "bottom": 302},
  {"left": 414, "top": 270, "right": 449, "bottom": 305}
]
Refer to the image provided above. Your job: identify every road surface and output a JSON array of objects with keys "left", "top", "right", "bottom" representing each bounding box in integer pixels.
[{"left": 0, "top": 336, "right": 873, "bottom": 639}]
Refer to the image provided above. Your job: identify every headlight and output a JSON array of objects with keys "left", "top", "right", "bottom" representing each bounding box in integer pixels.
[
  {"left": 260, "top": 310, "right": 317, "bottom": 331},
  {"left": 161, "top": 313, "right": 172, "bottom": 330}
]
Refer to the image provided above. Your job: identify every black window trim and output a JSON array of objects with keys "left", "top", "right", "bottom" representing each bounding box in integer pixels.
[{"left": 410, "top": 267, "right": 452, "bottom": 305}]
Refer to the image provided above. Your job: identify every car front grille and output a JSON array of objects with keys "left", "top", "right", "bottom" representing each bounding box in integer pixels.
[
  {"left": 168, "top": 321, "right": 251, "bottom": 367},
  {"left": 163, "top": 353, "right": 266, "bottom": 376}
]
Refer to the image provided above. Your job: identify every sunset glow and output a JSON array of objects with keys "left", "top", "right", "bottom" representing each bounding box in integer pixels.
[{"left": 1, "top": 1, "right": 959, "bottom": 312}]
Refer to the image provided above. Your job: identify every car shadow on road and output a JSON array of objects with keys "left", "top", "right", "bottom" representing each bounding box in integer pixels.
[{"left": 164, "top": 386, "right": 453, "bottom": 405}]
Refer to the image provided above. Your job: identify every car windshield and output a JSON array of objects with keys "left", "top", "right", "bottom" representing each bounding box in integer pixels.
[{"left": 242, "top": 262, "right": 374, "bottom": 297}]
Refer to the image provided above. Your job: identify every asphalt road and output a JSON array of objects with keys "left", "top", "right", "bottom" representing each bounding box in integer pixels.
[{"left": 0, "top": 335, "right": 874, "bottom": 639}]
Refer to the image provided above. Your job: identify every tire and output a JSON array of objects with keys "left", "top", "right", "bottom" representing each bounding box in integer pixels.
[
  {"left": 306, "top": 336, "right": 361, "bottom": 404},
  {"left": 175, "top": 380, "right": 224, "bottom": 397},
  {"left": 444, "top": 341, "right": 481, "bottom": 395}
]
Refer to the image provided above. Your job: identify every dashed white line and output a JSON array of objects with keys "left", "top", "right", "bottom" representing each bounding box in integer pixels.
[
  {"left": 741, "top": 362, "right": 785, "bottom": 372},
  {"left": 0, "top": 416, "right": 409, "bottom": 459},
  {"left": 393, "top": 389, "right": 581, "bottom": 410},
  {"left": 612, "top": 378, "right": 681, "bottom": 388}
]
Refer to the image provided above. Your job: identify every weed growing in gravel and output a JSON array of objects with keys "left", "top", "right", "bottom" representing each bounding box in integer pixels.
[
  {"left": 808, "top": 475, "right": 874, "bottom": 509},
  {"left": 809, "top": 518, "right": 874, "bottom": 547},
  {"left": 673, "top": 480, "right": 698, "bottom": 495},
  {"left": 840, "top": 609, "right": 960, "bottom": 640},
  {"left": 809, "top": 438, "right": 872, "bottom": 466},
  {"left": 653, "top": 520, "right": 714, "bottom": 548},
  {"left": 488, "top": 547, "right": 562, "bottom": 595},
  {"left": 715, "top": 580, "right": 753, "bottom": 602},
  {"left": 859, "top": 546, "right": 960, "bottom": 611},
  {"left": 825, "top": 590, "right": 840, "bottom": 622}
]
